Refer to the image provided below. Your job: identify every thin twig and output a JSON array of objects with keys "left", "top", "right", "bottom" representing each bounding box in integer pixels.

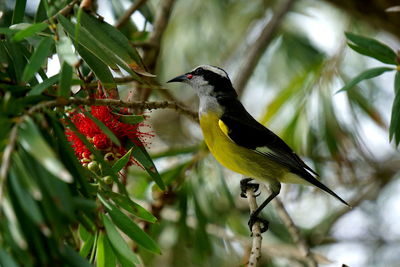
[
  {"left": 273, "top": 197, "right": 317, "bottom": 267},
  {"left": 46, "top": 0, "right": 80, "bottom": 22},
  {"left": 115, "top": 0, "right": 148, "bottom": 29},
  {"left": 0, "top": 97, "right": 197, "bottom": 201},
  {"left": 27, "top": 98, "right": 199, "bottom": 121},
  {"left": 246, "top": 187, "right": 262, "bottom": 266},
  {"left": 234, "top": 0, "right": 296, "bottom": 96}
]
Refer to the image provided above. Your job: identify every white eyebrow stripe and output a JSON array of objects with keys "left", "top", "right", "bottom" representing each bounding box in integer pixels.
[{"left": 193, "top": 65, "right": 229, "bottom": 79}]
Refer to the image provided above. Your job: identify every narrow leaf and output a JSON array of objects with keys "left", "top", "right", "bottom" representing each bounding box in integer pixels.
[
  {"left": 28, "top": 74, "right": 59, "bottom": 95},
  {"left": 61, "top": 246, "right": 92, "bottom": 267},
  {"left": 59, "top": 62, "right": 73, "bottom": 97},
  {"left": 0, "top": 249, "right": 19, "bottom": 267},
  {"left": 79, "top": 12, "right": 152, "bottom": 76},
  {"left": 389, "top": 72, "right": 400, "bottom": 145},
  {"left": 101, "top": 214, "right": 140, "bottom": 265},
  {"left": 112, "top": 148, "right": 133, "bottom": 173},
  {"left": 77, "top": 44, "right": 116, "bottom": 89},
  {"left": 12, "top": 22, "right": 48, "bottom": 42},
  {"left": 346, "top": 32, "right": 397, "bottom": 65},
  {"left": 80, "top": 229, "right": 96, "bottom": 258},
  {"left": 131, "top": 142, "right": 165, "bottom": 190},
  {"left": 107, "top": 192, "right": 157, "bottom": 223},
  {"left": 56, "top": 25, "right": 80, "bottom": 66},
  {"left": 9, "top": 169, "right": 44, "bottom": 226},
  {"left": 12, "top": 0, "right": 27, "bottom": 24},
  {"left": 18, "top": 118, "right": 73, "bottom": 183},
  {"left": 336, "top": 67, "right": 394, "bottom": 94},
  {"left": 22, "top": 37, "right": 53, "bottom": 82},
  {"left": 96, "top": 232, "right": 116, "bottom": 267},
  {"left": 57, "top": 14, "right": 142, "bottom": 81},
  {"left": 57, "top": 15, "right": 119, "bottom": 70},
  {"left": 99, "top": 195, "right": 161, "bottom": 254}
]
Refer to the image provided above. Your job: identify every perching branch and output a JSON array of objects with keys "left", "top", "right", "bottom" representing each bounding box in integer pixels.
[
  {"left": 115, "top": 0, "right": 148, "bottom": 29},
  {"left": 272, "top": 197, "right": 317, "bottom": 267},
  {"left": 234, "top": 0, "right": 296, "bottom": 96},
  {"left": 160, "top": 207, "right": 332, "bottom": 264},
  {"left": 245, "top": 187, "right": 263, "bottom": 266}
]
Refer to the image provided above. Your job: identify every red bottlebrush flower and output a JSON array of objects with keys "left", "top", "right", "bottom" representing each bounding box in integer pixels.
[{"left": 65, "top": 104, "right": 153, "bottom": 168}]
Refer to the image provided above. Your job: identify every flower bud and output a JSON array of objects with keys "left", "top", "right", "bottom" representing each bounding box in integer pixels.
[
  {"left": 103, "top": 176, "right": 113, "bottom": 185},
  {"left": 88, "top": 161, "right": 99, "bottom": 173}
]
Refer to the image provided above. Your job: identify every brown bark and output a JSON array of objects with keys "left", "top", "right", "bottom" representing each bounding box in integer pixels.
[{"left": 325, "top": 0, "right": 400, "bottom": 39}]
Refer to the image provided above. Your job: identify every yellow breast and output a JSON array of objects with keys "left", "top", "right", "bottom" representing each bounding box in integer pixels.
[{"left": 199, "top": 112, "right": 290, "bottom": 183}]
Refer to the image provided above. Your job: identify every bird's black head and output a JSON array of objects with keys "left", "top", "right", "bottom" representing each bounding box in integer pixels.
[{"left": 167, "top": 65, "right": 238, "bottom": 98}]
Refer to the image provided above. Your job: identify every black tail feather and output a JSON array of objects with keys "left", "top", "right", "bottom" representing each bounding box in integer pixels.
[{"left": 293, "top": 170, "right": 351, "bottom": 207}]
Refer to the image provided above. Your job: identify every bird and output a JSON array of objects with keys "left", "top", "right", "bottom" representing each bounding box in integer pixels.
[{"left": 167, "top": 65, "right": 349, "bottom": 232}]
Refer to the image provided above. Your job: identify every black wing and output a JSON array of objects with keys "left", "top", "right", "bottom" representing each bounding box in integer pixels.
[{"left": 218, "top": 97, "right": 349, "bottom": 206}]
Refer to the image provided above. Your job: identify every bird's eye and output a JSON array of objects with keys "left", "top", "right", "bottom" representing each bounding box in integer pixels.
[{"left": 194, "top": 68, "right": 203, "bottom": 75}]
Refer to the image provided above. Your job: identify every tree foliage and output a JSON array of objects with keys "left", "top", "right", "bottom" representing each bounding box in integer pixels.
[{"left": 0, "top": 0, "right": 399, "bottom": 266}]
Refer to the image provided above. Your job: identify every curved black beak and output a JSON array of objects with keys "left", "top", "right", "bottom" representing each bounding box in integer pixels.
[{"left": 167, "top": 74, "right": 188, "bottom": 83}]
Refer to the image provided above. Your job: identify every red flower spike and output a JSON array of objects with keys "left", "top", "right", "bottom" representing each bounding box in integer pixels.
[{"left": 65, "top": 99, "right": 153, "bottom": 169}]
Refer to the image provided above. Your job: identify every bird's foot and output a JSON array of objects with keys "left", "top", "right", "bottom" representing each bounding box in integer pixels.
[
  {"left": 248, "top": 213, "right": 269, "bottom": 234},
  {"left": 240, "top": 178, "right": 260, "bottom": 198}
]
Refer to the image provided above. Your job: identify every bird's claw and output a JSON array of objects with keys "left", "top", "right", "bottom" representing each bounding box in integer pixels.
[
  {"left": 248, "top": 213, "right": 269, "bottom": 234},
  {"left": 240, "top": 178, "right": 260, "bottom": 198}
]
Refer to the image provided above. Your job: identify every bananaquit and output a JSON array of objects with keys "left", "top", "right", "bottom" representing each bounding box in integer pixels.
[{"left": 168, "top": 65, "right": 349, "bottom": 231}]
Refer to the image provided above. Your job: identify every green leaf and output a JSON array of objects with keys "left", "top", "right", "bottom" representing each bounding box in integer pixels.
[
  {"left": 96, "top": 232, "right": 116, "bottom": 267},
  {"left": 9, "top": 168, "right": 44, "bottom": 226},
  {"left": 131, "top": 142, "right": 165, "bottom": 190},
  {"left": 389, "top": 71, "right": 400, "bottom": 146},
  {"left": 77, "top": 44, "right": 116, "bottom": 89},
  {"left": 345, "top": 32, "right": 397, "bottom": 65},
  {"left": 0, "top": 28, "right": 17, "bottom": 35},
  {"left": 3, "top": 39, "right": 27, "bottom": 81},
  {"left": 98, "top": 195, "right": 161, "bottom": 254},
  {"left": 12, "top": 23, "right": 48, "bottom": 42},
  {"left": 57, "top": 14, "right": 142, "bottom": 81},
  {"left": 34, "top": 0, "right": 47, "bottom": 23},
  {"left": 81, "top": 110, "right": 121, "bottom": 147},
  {"left": 61, "top": 245, "right": 92, "bottom": 267},
  {"left": 336, "top": 67, "right": 394, "bottom": 93},
  {"left": 117, "top": 114, "right": 144, "bottom": 124},
  {"left": 12, "top": 0, "right": 27, "bottom": 24},
  {"left": 102, "top": 214, "right": 140, "bottom": 265},
  {"left": 107, "top": 192, "right": 157, "bottom": 223},
  {"left": 22, "top": 37, "right": 53, "bottom": 82},
  {"left": 28, "top": 74, "right": 59, "bottom": 95},
  {"left": 57, "top": 15, "right": 118, "bottom": 70},
  {"left": 0, "top": 249, "right": 19, "bottom": 267},
  {"left": 18, "top": 118, "right": 73, "bottom": 183},
  {"left": 59, "top": 62, "right": 73, "bottom": 97},
  {"left": 79, "top": 225, "right": 95, "bottom": 258},
  {"left": 79, "top": 12, "right": 152, "bottom": 77},
  {"left": 56, "top": 24, "right": 80, "bottom": 66},
  {"left": 111, "top": 148, "right": 133, "bottom": 173}
]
